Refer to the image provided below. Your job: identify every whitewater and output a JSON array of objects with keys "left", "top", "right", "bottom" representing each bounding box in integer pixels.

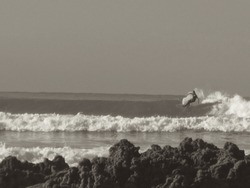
[
  {"left": 0, "top": 91, "right": 250, "bottom": 132},
  {"left": 0, "top": 90, "right": 250, "bottom": 166}
]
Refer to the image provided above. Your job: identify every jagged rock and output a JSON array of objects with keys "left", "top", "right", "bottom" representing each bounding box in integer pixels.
[
  {"left": 0, "top": 156, "right": 22, "bottom": 170},
  {"left": 224, "top": 142, "right": 245, "bottom": 160},
  {"left": 78, "top": 158, "right": 93, "bottom": 188},
  {"left": 1, "top": 138, "right": 250, "bottom": 188},
  {"left": 108, "top": 139, "right": 140, "bottom": 186},
  {"left": 179, "top": 137, "right": 194, "bottom": 153},
  {"left": 91, "top": 157, "right": 113, "bottom": 188},
  {"left": 52, "top": 155, "right": 69, "bottom": 172},
  {"left": 179, "top": 138, "right": 218, "bottom": 154},
  {"left": 210, "top": 161, "right": 233, "bottom": 179}
]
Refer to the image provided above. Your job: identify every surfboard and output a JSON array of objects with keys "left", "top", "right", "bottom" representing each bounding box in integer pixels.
[{"left": 182, "top": 94, "right": 193, "bottom": 106}]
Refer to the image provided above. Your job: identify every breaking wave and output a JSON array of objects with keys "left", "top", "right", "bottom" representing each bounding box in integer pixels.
[
  {"left": 0, "top": 113, "right": 249, "bottom": 133},
  {"left": 0, "top": 90, "right": 249, "bottom": 133},
  {"left": 0, "top": 142, "right": 109, "bottom": 166},
  {"left": 0, "top": 112, "right": 210, "bottom": 132},
  {"left": 203, "top": 91, "right": 250, "bottom": 118}
]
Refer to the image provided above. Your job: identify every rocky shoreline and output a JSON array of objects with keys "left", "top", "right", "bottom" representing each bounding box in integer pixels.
[{"left": 0, "top": 138, "right": 250, "bottom": 188}]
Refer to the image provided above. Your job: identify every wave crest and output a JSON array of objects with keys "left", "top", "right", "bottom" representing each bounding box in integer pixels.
[{"left": 202, "top": 91, "right": 250, "bottom": 118}]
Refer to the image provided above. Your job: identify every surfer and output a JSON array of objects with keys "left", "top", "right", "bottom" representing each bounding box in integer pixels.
[{"left": 182, "top": 90, "right": 199, "bottom": 107}]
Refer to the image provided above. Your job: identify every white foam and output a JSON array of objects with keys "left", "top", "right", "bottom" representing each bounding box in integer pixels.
[
  {"left": 245, "top": 150, "right": 250, "bottom": 155},
  {"left": 202, "top": 91, "right": 229, "bottom": 104},
  {"left": 202, "top": 91, "right": 250, "bottom": 118},
  {"left": 0, "top": 90, "right": 249, "bottom": 133},
  {"left": 0, "top": 142, "right": 109, "bottom": 166},
  {"left": 0, "top": 112, "right": 250, "bottom": 132}
]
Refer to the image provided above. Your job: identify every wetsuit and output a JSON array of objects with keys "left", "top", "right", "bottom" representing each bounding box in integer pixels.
[{"left": 184, "top": 91, "right": 199, "bottom": 107}]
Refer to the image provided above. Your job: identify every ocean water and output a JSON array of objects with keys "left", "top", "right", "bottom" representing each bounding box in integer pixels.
[{"left": 0, "top": 90, "right": 250, "bottom": 166}]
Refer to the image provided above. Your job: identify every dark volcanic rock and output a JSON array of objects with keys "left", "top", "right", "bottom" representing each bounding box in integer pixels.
[
  {"left": 108, "top": 139, "right": 140, "bottom": 186},
  {"left": 1, "top": 138, "right": 250, "bottom": 188},
  {"left": 0, "top": 155, "right": 68, "bottom": 188},
  {"left": 0, "top": 156, "right": 23, "bottom": 170},
  {"left": 224, "top": 142, "right": 245, "bottom": 160}
]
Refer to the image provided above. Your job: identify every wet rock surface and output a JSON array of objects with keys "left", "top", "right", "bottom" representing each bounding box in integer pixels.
[{"left": 1, "top": 138, "right": 250, "bottom": 188}]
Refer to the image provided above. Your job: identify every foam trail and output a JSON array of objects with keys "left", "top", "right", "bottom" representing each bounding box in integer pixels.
[{"left": 0, "top": 143, "right": 109, "bottom": 166}]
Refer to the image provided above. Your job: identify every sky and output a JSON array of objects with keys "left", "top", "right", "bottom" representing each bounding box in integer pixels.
[{"left": 0, "top": 1, "right": 250, "bottom": 96}]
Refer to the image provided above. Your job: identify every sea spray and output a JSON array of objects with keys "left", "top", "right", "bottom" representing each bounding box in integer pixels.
[{"left": 203, "top": 91, "right": 250, "bottom": 118}]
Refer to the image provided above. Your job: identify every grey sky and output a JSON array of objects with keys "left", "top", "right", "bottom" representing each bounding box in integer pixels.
[{"left": 0, "top": 1, "right": 250, "bottom": 96}]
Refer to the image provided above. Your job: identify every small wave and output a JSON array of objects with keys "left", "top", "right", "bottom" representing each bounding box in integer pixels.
[{"left": 0, "top": 142, "right": 109, "bottom": 166}]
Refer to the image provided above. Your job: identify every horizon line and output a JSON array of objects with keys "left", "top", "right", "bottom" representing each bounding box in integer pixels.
[{"left": 0, "top": 90, "right": 183, "bottom": 96}]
